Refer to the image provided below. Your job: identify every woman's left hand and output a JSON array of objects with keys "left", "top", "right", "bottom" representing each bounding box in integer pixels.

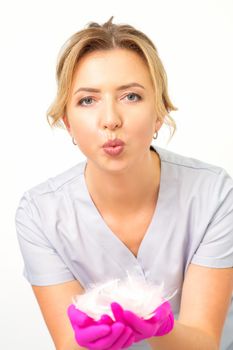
[{"left": 110, "top": 300, "right": 175, "bottom": 342}]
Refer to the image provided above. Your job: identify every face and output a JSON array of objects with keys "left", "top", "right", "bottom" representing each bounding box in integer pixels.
[{"left": 64, "top": 48, "right": 163, "bottom": 173}]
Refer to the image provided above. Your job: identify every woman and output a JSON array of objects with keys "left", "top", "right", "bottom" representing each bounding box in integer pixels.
[{"left": 15, "top": 17, "right": 233, "bottom": 350}]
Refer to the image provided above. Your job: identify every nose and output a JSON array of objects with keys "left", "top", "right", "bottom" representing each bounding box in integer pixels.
[{"left": 101, "top": 98, "right": 122, "bottom": 131}]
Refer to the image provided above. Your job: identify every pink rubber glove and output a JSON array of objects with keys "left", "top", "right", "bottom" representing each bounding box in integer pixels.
[
  {"left": 111, "top": 300, "right": 174, "bottom": 343},
  {"left": 67, "top": 304, "right": 135, "bottom": 350}
]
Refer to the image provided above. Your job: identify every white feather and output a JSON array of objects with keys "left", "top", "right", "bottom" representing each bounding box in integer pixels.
[{"left": 72, "top": 271, "right": 177, "bottom": 321}]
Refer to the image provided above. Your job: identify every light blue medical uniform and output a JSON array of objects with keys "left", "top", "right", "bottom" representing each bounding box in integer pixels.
[{"left": 15, "top": 145, "right": 233, "bottom": 349}]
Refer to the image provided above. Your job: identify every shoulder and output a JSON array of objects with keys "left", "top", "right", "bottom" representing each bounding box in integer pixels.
[
  {"left": 155, "top": 145, "right": 223, "bottom": 175},
  {"left": 16, "top": 160, "right": 87, "bottom": 212},
  {"left": 154, "top": 146, "right": 233, "bottom": 221},
  {"left": 26, "top": 161, "right": 85, "bottom": 197},
  {"left": 155, "top": 145, "right": 233, "bottom": 193}
]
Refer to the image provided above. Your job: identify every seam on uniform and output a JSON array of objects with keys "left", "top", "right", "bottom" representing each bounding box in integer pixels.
[
  {"left": 49, "top": 171, "right": 84, "bottom": 192},
  {"left": 154, "top": 146, "right": 222, "bottom": 175},
  {"left": 29, "top": 167, "right": 85, "bottom": 197},
  {"left": 160, "top": 158, "right": 222, "bottom": 175}
]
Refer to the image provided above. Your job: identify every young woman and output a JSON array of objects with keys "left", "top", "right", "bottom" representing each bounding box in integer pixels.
[{"left": 15, "top": 17, "right": 233, "bottom": 350}]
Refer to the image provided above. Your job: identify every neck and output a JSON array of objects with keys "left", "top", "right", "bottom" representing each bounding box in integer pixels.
[{"left": 84, "top": 148, "right": 161, "bottom": 216}]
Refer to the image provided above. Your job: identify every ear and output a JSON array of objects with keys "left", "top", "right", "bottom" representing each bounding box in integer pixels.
[
  {"left": 154, "top": 117, "right": 164, "bottom": 133},
  {"left": 62, "top": 115, "right": 71, "bottom": 135}
]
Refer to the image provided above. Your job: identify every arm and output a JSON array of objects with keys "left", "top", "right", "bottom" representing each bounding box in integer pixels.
[
  {"left": 147, "top": 264, "right": 233, "bottom": 350},
  {"left": 32, "top": 279, "right": 86, "bottom": 350}
]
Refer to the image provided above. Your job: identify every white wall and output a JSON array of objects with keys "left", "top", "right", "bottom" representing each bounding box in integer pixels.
[{"left": 1, "top": 0, "right": 232, "bottom": 349}]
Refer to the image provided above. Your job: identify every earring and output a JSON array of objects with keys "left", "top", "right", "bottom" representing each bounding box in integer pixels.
[
  {"left": 72, "top": 137, "right": 77, "bottom": 145},
  {"left": 153, "top": 131, "right": 158, "bottom": 140}
]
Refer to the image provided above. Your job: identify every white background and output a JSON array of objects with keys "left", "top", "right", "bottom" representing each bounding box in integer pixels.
[{"left": 0, "top": 0, "right": 232, "bottom": 349}]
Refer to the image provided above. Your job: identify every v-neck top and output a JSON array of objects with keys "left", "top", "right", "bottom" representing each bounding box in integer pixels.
[{"left": 15, "top": 144, "right": 233, "bottom": 350}]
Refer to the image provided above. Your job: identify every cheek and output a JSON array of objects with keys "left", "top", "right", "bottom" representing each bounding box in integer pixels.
[
  {"left": 71, "top": 113, "right": 95, "bottom": 136},
  {"left": 131, "top": 115, "right": 154, "bottom": 141},
  {"left": 71, "top": 117, "right": 98, "bottom": 151}
]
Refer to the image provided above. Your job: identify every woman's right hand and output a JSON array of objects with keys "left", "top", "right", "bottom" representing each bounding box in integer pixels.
[{"left": 67, "top": 304, "right": 135, "bottom": 350}]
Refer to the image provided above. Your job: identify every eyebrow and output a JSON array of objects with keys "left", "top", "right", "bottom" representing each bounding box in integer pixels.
[{"left": 73, "top": 82, "right": 145, "bottom": 95}]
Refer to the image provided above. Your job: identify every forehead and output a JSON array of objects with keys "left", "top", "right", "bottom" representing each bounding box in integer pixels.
[{"left": 71, "top": 48, "right": 153, "bottom": 88}]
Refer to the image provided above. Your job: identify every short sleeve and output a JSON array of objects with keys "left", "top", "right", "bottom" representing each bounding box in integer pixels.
[
  {"left": 191, "top": 168, "right": 233, "bottom": 268},
  {"left": 15, "top": 191, "right": 75, "bottom": 286}
]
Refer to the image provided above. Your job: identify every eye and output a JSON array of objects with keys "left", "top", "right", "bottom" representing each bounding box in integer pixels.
[
  {"left": 77, "top": 96, "right": 95, "bottom": 106},
  {"left": 77, "top": 93, "right": 142, "bottom": 107},
  {"left": 125, "top": 93, "right": 142, "bottom": 102}
]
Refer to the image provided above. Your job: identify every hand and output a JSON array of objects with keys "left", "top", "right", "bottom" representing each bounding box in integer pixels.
[
  {"left": 111, "top": 300, "right": 174, "bottom": 343},
  {"left": 67, "top": 304, "right": 135, "bottom": 350}
]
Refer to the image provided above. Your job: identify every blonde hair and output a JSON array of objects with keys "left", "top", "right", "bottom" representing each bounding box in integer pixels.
[{"left": 46, "top": 16, "right": 178, "bottom": 142}]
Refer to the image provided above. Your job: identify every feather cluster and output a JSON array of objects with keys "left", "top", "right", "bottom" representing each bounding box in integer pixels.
[{"left": 72, "top": 271, "right": 177, "bottom": 321}]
